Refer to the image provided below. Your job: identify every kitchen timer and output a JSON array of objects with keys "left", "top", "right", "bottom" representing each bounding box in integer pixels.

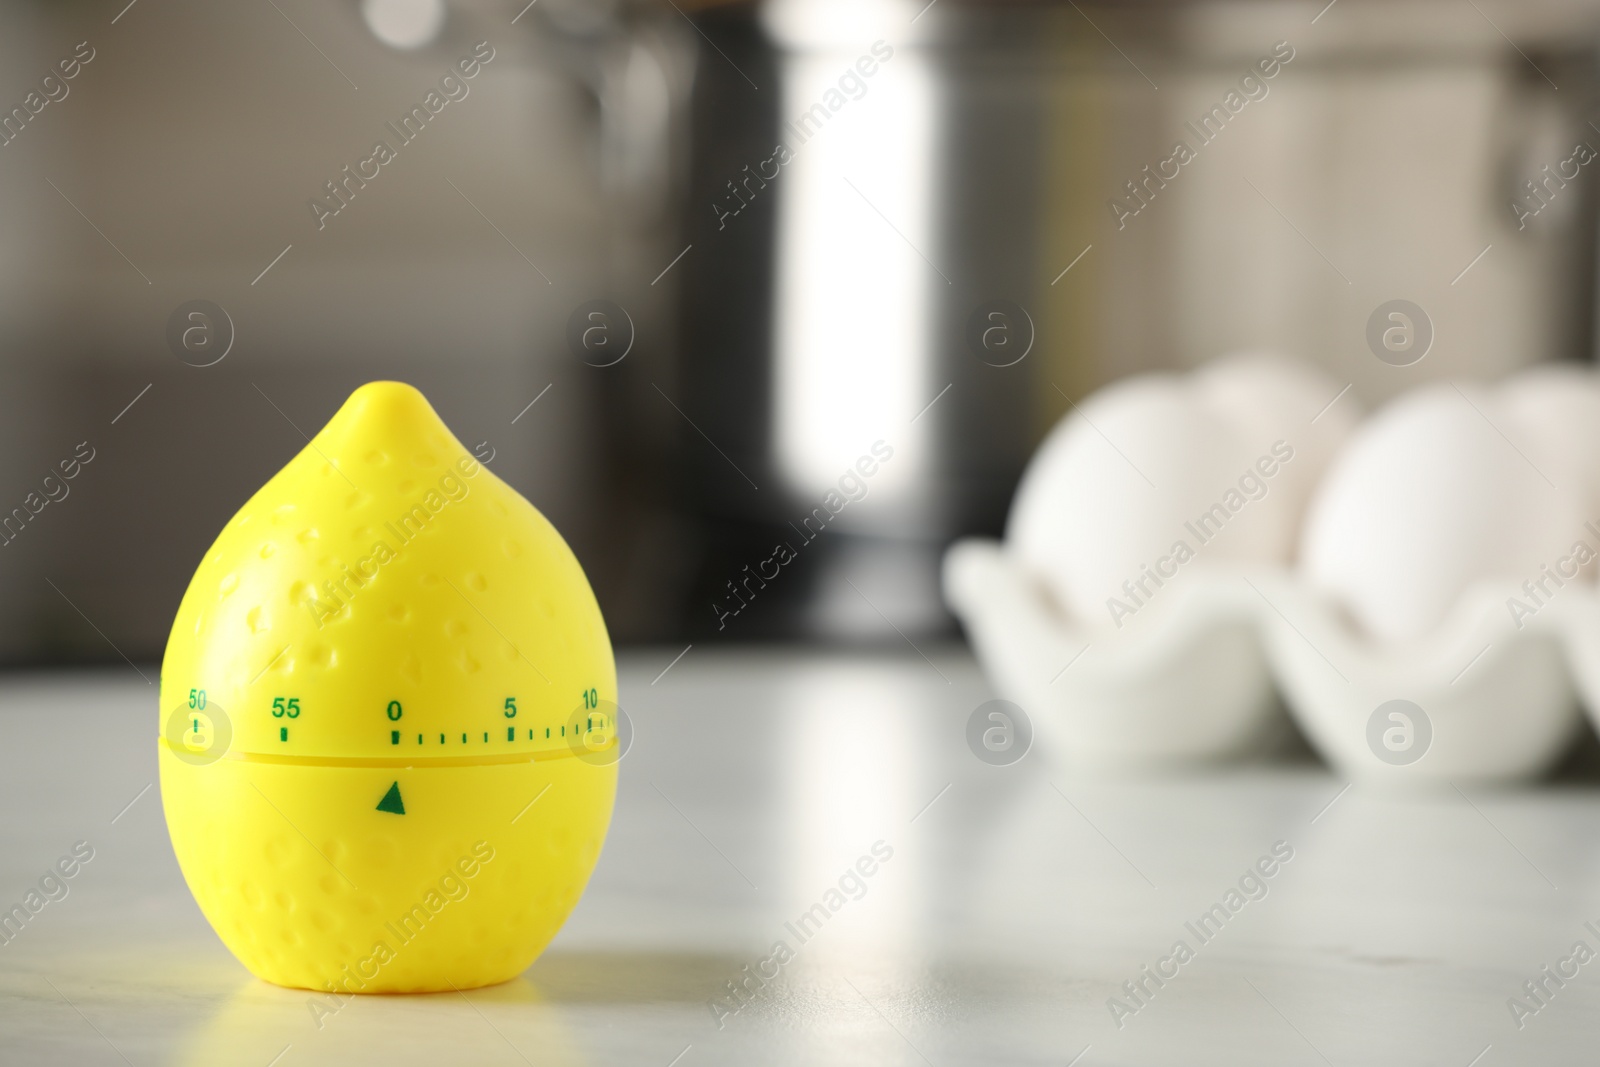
[{"left": 159, "top": 382, "right": 618, "bottom": 993}]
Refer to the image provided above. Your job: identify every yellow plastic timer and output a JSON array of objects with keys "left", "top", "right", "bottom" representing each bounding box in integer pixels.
[{"left": 159, "top": 381, "right": 619, "bottom": 994}]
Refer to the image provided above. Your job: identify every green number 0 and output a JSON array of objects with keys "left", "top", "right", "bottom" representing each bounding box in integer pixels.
[{"left": 387, "top": 700, "right": 402, "bottom": 721}]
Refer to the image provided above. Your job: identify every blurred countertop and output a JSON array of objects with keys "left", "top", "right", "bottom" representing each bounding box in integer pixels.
[{"left": 2, "top": 646, "right": 1599, "bottom": 1065}]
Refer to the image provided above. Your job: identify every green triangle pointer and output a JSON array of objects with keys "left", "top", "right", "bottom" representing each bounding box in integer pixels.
[{"left": 376, "top": 781, "right": 405, "bottom": 815}]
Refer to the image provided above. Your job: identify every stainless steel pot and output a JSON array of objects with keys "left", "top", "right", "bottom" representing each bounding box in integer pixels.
[{"left": 669, "top": 0, "right": 1600, "bottom": 640}]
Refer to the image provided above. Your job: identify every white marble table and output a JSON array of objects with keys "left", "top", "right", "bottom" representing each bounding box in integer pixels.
[{"left": 2, "top": 648, "right": 1598, "bottom": 1065}]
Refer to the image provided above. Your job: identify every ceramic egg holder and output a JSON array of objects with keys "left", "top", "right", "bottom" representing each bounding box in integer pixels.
[
  {"left": 1253, "top": 574, "right": 1582, "bottom": 786},
  {"left": 945, "top": 544, "right": 1600, "bottom": 784},
  {"left": 940, "top": 543, "right": 1593, "bottom": 783},
  {"left": 944, "top": 541, "right": 1279, "bottom": 770}
]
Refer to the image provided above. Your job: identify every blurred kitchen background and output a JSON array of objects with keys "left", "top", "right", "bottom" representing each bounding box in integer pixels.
[{"left": 1, "top": 0, "right": 1598, "bottom": 665}]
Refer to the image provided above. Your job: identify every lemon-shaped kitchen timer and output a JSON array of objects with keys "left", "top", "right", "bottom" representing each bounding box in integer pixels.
[{"left": 159, "top": 382, "right": 618, "bottom": 993}]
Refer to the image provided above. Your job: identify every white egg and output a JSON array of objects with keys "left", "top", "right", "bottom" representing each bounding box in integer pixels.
[
  {"left": 1499, "top": 363, "right": 1600, "bottom": 521},
  {"left": 1008, "top": 374, "right": 1284, "bottom": 629},
  {"left": 1191, "top": 351, "right": 1361, "bottom": 529},
  {"left": 1301, "top": 382, "right": 1583, "bottom": 643}
]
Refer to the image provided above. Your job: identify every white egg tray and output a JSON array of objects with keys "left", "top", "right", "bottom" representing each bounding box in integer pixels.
[{"left": 944, "top": 539, "right": 1599, "bottom": 785}]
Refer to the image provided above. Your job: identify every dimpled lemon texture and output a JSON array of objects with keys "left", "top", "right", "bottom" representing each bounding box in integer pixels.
[{"left": 159, "top": 381, "right": 618, "bottom": 993}]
